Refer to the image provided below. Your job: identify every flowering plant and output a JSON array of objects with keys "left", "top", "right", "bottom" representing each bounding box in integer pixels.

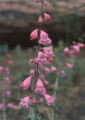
[{"left": 19, "top": 0, "right": 85, "bottom": 120}]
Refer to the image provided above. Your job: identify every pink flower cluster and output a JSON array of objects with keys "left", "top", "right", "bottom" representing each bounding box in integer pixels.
[
  {"left": 19, "top": 0, "right": 85, "bottom": 110},
  {"left": 0, "top": 57, "right": 13, "bottom": 111},
  {"left": 20, "top": 0, "right": 55, "bottom": 109}
]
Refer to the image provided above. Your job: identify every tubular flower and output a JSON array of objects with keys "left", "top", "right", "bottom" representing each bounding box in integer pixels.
[
  {"left": 7, "top": 103, "right": 13, "bottom": 109},
  {"left": 71, "top": 45, "right": 80, "bottom": 54},
  {"left": 39, "top": 31, "right": 52, "bottom": 45},
  {"left": 51, "top": 66, "right": 57, "bottom": 72},
  {"left": 37, "top": 51, "right": 47, "bottom": 64},
  {"left": 34, "top": 78, "right": 46, "bottom": 94},
  {"left": 30, "top": 29, "right": 38, "bottom": 40},
  {"left": 77, "top": 43, "right": 85, "bottom": 48},
  {"left": 19, "top": 96, "right": 31, "bottom": 109},
  {"left": 20, "top": 75, "right": 32, "bottom": 90},
  {"left": 43, "top": 67, "right": 50, "bottom": 74},
  {"left": 43, "top": 46, "right": 55, "bottom": 57},
  {"left": 38, "top": 16, "right": 43, "bottom": 23},
  {"left": 44, "top": 13, "right": 51, "bottom": 21},
  {"left": 60, "top": 70, "right": 65, "bottom": 77},
  {"left": 0, "top": 66, "right": 4, "bottom": 73},
  {"left": 64, "top": 47, "right": 69, "bottom": 54},
  {"left": 65, "top": 62, "right": 73, "bottom": 69},
  {"left": 44, "top": 0, "right": 48, "bottom": 6},
  {"left": 29, "top": 69, "right": 35, "bottom": 76},
  {"left": 43, "top": 94, "right": 54, "bottom": 106}
]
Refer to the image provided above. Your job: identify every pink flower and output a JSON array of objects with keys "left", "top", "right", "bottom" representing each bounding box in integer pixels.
[
  {"left": 6, "top": 60, "right": 13, "bottom": 65},
  {"left": 37, "top": 51, "right": 47, "bottom": 64},
  {"left": 65, "top": 62, "right": 73, "bottom": 69},
  {"left": 20, "top": 75, "right": 32, "bottom": 90},
  {"left": 44, "top": 0, "right": 48, "bottom": 6},
  {"left": 28, "top": 58, "right": 34, "bottom": 66},
  {"left": 0, "top": 104, "right": 4, "bottom": 110},
  {"left": 51, "top": 66, "right": 57, "bottom": 72},
  {"left": 39, "top": 31, "right": 52, "bottom": 45},
  {"left": 68, "top": 50, "right": 74, "bottom": 58},
  {"left": 77, "top": 43, "right": 85, "bottom": 48},
  {"left": 30, "top": 29, "right": 38, "bottom": 40},
  {"left": 7, "top": 103, "right": 13, "bottom": 109},
  {"left": 38, "top": 16, "right": 43, "bottom": 23},
  {"left": 44, "top": 94, "right": 54, "bottom": 106},
  {"left": 5, "top": 68, "right": 10, "bottom": 74},
  {"left": 43, "top": 67, "right": 50, "bottom": 73},
  {"left": 44, "top": 13, "right": 51, "bottom": 21},
  {"left": 19, "top": 96, "right": 31, "bottom": 109},
  {"left": 60, "top": 70, "right": 65, "bottom": 77},
  {"left": 40, "top": 98, "right": 44, "bottom": 103},
  {"left": 32, "top": 97, "right": 37, "bottom": 104},
  {"left": 4, "top": 77, "right": 11, "bottom": 85},
  {"left": 71, "top": 45, "right": 80, "bottom": 54},
  {"left": 29, "top": 69, "right": 35, "bottom": 76},
  {"left": 43, "top": 46, "right": 55, "bottom": 57},
  {"left": 64, "top": 47, "right": 69, "bottom": 54},
  {"left": 43, "top": 80, "right": 49, "bottom": 85},
  {"left": 34, "top": 78, "right": 46, "bottom": 94},
  {"left": 5, "top": 91, "right": 11, "bottom": 97},
  {"left": 0, "top": 66, "right": 4, "bottom": 73}
]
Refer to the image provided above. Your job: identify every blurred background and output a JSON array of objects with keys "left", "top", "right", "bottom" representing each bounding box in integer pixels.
[
  {"left": 0, "top": 0, "right": 85, "bottom": 120},
  {"left": 0, "top": 0, "right": 85, "bottom": 48}
]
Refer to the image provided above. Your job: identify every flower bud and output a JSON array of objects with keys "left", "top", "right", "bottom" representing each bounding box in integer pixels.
[{"left": 44, "top": 13, "right": 51, "bottom": 21}]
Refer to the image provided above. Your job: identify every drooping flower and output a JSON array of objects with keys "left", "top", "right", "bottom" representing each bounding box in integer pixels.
[
  {"left": 20, "top": 75, "right": 32, "bottom": 90},
  {"left": 71, "top": 45, "right": 80, "bottom": 54},
  {"left": 7, "top": 103, "right": 13, "bottom": 109},
  {"left": 60, "top": 70, "right": 65, "bottom": 77},
  {"left": 28, "top": 58, "right": 34, "bottom": 66},
  {"left": 30, "top": 29, "right": 38, "bottom": 40},
  {"left": 40, "top": 98, "right": 44, "bottom": 103},
  {"left": 34, "top": 78, "right": 46, "bottom": 94},
  {"left": 64, "top": 47, "right": 69, "bottom": 54},
  {"left": 51, "top": 66, "right": 57, "bottom": 72},
  {"left": 43, "top": 80, "right": 49, "bottom": 85},
  {"left": 5, "top": 91, "right": 11, "bottom": 97},
  {"left": 32, "top": 97, "right": 37, "bottom": 104},
  {"left": 43, "top": 46, "right": 55, "bottom": 57},
  {"left": 38, "top": 16, "right": 43, "bottom": 23},
  {"left": 77, "top": 43, "right": 85, "bottom": 48},
  {"left": 44, "top": 0, "right": 48, "bottom": 6},
  {"left": 43, "top": 67, "right": 50, "bottom": 73},
  {"left": 19, "top": 96, "right": 31, "bottom": 109},
  {"left": 37, "top": 51, "right": 47, "bottom": 64},
  {"left": 29, "top": 69, "right": 35, "bottom": 76},
  {"left": 44, "top": 13, "right": 51, "bottom": 21},
  {"left": 65, "top": 62, "right": 73, "bottom": 69},
  {"left": 6, "top": 60, "right": 13, "bottom": 65},
  {"left": 43, "top": 94, "right": 54, "bottom": 106},
  {"left": 0, "top": 66, "right": 4, "bottom": 73},
  {"left": 5, "top": 68, "right": 10, "bottom": 74},
  {"left": 39, "top": 31, "right": 52, "bottom": 45}
]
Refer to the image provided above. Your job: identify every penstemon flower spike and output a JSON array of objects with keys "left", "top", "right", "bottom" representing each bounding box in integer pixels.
[{"left": 20, "top": 0, "right": 56, "bottom": 120}]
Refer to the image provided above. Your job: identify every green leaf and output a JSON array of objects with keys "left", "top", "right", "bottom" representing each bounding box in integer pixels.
[{"left": 27, "top": 118, "right": 31, "bottom": 120}]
